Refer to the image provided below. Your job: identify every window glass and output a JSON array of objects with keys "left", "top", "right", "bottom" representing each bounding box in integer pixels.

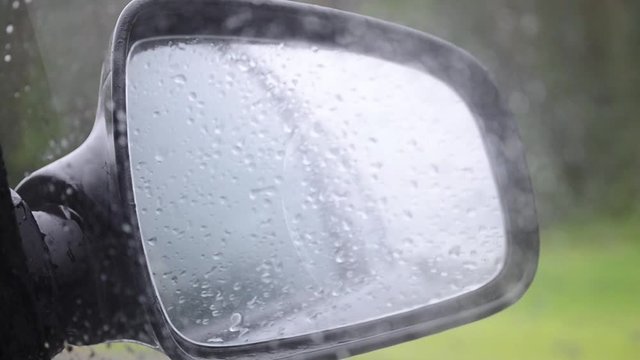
[{"left": 0, "top": 0, "right": 636, "bottom": 359}]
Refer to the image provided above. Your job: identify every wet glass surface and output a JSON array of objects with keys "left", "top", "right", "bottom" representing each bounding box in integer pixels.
[{"left": 126, "top": 36, "right": 505, "bottom": 345}]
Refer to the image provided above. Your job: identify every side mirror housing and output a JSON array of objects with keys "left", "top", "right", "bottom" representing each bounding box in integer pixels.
[{"left": 11, "top": 1, "right": 539, "bottom": 359}]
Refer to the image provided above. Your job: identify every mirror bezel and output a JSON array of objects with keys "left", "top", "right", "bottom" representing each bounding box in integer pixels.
[{"left": 110, "top": 0, "right": 539, "bottom": 359}]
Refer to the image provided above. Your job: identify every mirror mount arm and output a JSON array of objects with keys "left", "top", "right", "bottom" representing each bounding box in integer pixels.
[
  {"left": 0, "top": 146, "right": 63, "bottom": 359},
  {"left": 11, "top": 185, "right": 122, "bottom": 351},
  {"left": 13, "top": 114, "right": 154, "bottom": 349},
  {"left": 30, "top": 203, "right": 93, "bottom": 344},
  {"left": 10, "top": 187, "right": 135, "bottom": 353},
  {"left": 8, "top": 190, "right": 66, "bottom": 358}
]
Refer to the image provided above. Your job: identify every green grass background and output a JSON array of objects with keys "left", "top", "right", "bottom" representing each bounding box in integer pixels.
[{"left": 55, "top": 218, "right": 640, "bottom": 360}]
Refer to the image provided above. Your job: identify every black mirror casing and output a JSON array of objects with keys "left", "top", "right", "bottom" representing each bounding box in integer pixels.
[
  {"left": 111, "top": 0, "right": 539, "bottom": 359},
  {"left": 12, "top": 0, "right": 539, "bottom": 359},
  {"left": 0, "top": 146, "right": 63, "bottom": 360},
  {"left": 14, "top": 78, "right": 154, "bottom": 348}
]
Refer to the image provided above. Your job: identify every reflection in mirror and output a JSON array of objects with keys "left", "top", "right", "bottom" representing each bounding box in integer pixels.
[{"left": 126, "top": 37, "right": 506, "bottom": 346}]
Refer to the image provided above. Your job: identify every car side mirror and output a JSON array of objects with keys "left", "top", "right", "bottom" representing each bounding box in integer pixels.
[{"left": 10, "top": 0, "right": 538, "bottom": 359}]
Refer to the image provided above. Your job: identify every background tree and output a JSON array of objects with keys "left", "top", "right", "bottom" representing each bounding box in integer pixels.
[
  {"left": 0, "top": 0, "right": 59, "bottom": 186},
  {"left": 4, "top": 0, "right": 640, "bottom": 224}
]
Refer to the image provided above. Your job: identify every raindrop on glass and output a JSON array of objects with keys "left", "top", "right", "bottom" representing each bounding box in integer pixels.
[
  {"left": 172, "top": 74, "right": 187, "bottom": 85},
  {"left": 229, "top": 312, "right": 243, "bottom": 332}
]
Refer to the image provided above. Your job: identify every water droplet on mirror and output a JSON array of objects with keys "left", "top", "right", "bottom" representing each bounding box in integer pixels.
[
  {"left": 236, "top": 61, "right": 250, "bottom": 72},
  {"left": 229, "top": 312, "right": 243, "bottom": 331},
  {"left": 200, "top": 289, "right": 214, "bottom": 298},
  {"left": 147, "top": 237, "right": 157, "bottom": 246},
  {"left": 121, "top": 223, "right": 132, "bottom": 234},
  {"left": 172, "top": 74, "right": 187, "bottom": 84},
  {"left": 225, "top": 74, "right": 234, "bottom": 86},
  {"left": 403, "top": 210, "right": 414, "bottom": 220},
  {"left": 4, "top": 54, "right": 11, "bottom": 63},
  {"left": 206, "top": 337, "right": 223, "bottom": 343},
  {"left": 247, "top": 296, "right": 258, "bottom": 309},
  {"left": 154, "top": 154, "right": 164, "bottom": 163},
  {"left": 448, "top": 245, "right": 462, "bottom": 258},
  {"left": 310, "top": 122, "right": 324, "bottom": 137},
  {"left": 5, "top": 25, "right": 14, "bottom": 34},
  {"left": 260, "top": 273, "right": 272, "bottom": 284}
]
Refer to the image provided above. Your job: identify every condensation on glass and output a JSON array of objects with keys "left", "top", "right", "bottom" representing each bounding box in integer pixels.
[{"left": 126, "top": 36, "right": 506, "bottom": 346}]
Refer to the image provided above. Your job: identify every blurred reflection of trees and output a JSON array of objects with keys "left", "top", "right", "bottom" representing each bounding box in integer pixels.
[
  {"left": 331, "top": 0, "right": 640, "bottom": 224},
  {"left": 0, "top": 0, "right": 58, "bottom": 186},
  {"left": 2, "top": 0, "right": 640, "bottom": 224}
]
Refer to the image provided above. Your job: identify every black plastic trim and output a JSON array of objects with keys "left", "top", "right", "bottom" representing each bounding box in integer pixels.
[{"left": 0, "top": 147, "right": 63, "bottom": 360}]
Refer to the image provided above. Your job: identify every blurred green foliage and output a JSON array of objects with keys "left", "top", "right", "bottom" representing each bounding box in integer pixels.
[
  {"left": 2, "top": 1, "right": 639, "bottom": 359},
  {"left": 3, "top": 0, "right": 640, "bottom": 222},
  {"left": 355, "top": 216, "right": 640, "bottom": 359},
  {"left": 55, "top": 216, "right": 640, "bottom": 359},
  {"left": 0, "top": 0, "right": 128, "bottom": 186},
  {"left": 0, "top": 0, "right": 61, "bottom": 186},
  {"left": 348, "top": 0, "right": 640, "bottom": 224},
  {"left": 4, "top": 0, "right": 640, "bottom": 223}
]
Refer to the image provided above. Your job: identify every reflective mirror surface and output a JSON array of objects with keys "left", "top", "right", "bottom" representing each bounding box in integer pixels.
[{"left": 126, "top": 37, "right": 506, "bottom": 346}]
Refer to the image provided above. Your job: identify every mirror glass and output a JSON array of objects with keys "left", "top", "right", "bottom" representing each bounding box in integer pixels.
[{"left": 126, "top": 36, "right": 506, "bottom": 346}]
